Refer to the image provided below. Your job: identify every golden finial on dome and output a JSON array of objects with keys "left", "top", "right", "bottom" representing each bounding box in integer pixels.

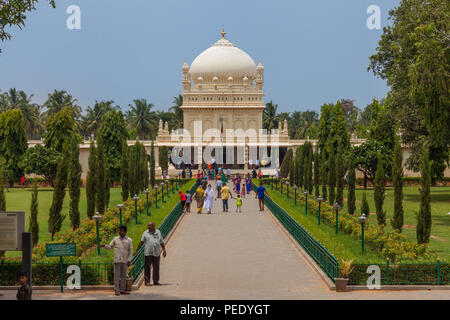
[{"left": 221, "top": 27, "right": 226, "bottom": 39}]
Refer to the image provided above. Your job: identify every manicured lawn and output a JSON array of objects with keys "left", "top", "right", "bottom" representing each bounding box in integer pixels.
[
  {"left": 266, "top": 188, "right": 383, "bottom": 263},
  {"left": 85, "top": 179, "right": 196, "bottom": 262},
  {"left": 4, "top": 187, "right": 123, "bottom": 258},
  {"left": 352, "top": 186, "right": 450, "bottom": 259}
]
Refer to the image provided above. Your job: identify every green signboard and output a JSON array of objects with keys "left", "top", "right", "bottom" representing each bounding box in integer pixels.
[{"left": 46, "top": 243, "right": 76, "bottom": 257}]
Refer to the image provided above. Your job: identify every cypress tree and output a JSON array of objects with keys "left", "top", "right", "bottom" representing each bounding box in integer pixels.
[
  {"left": 303, "top": 149, "right": 308, "bottom": 192},
  {"left": 417, "top": 144, "right": 431, "bottom": 244},
  {"left": 314, "top": 150, "right": 320, "bottom": 198},
  {"left": 139, "top": 143, "right": 147, "bottom": 192},
  {"left": 347, "top": 152, "right": 356, "bottom": 215},
  {"left": 150, "top": 140, "right": 156, "bottom": 188},
  {"left": 144, "top": 152, "right": 149, "bottom": 190},
  {"left": 320, "top": 150, "right": 327, "bottom": 201},
  {"left": 374, "top": 153, "right": 386, "bottom": 226},
  {"left": 121, "top": 142, "right": 130, "bottom": 201},
  {"left": 296, "top": 146, "right": 305, "bottom": 189},
  {"left": 307, "top": 144, "right": 313, "bottom": 194},
  {"left": 336, "top": 140, "right": 344, "bottom": 207},
  {"left": 96, "top": 138, "right": 106, "bottom": 214},
  {"left": 279, "top": 148, "right": 293, "bottom": 178},
  {"left": 0, "top": 170, "right": 5, "bottom": 211},
  {"left": 391, "top": 136, "right": 404, "bottom": 232},
  {"left": 328, "top": 141, "right": 336, "bottom": 205},
  {"left": 86, "top": 140, "right": 97, "bottom": 219},
  {"left": 104, "top": 157, "right": 111, "bottom": 208},
  {"left": 159, "top": 145, "right": 169, "bottom": 176},
  {"left": 29, "top": 182, "right": 39, "bottom": 246},
  {"left": 48, "top": 142, "right": 69, "bottom": 240},
  {"left": 361, "top": 191, "right": 369, "bottom": 216},
  {"left": 289, "top": 156, "right": 295, "bottom": 186},
  {"left": 134, "top": 142, "right": 141, "bottom": 193},
  {"left": 68, "top": 135, "right": 82, "bottom": 230}
]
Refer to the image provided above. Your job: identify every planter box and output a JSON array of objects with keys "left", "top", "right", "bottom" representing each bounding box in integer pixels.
[{"left": 334, "top": 278, "right": 349, "bottom": 292}]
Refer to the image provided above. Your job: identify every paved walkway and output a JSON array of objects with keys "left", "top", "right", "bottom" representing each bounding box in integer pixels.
[{"left": 0, "top": 183, "right": 448, "bottom": 300}]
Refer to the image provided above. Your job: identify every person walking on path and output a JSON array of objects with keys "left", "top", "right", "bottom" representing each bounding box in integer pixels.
[
  {"left": 220, "top": 183, "right": 233, "bottom": 212},
  {"left": 100, "top": 225, "right": 133, "bottom": 296},
  {"left": 241, "top": 183, "right": 246, "bottom": 198},
  {"left": 246, "top": 175, "right": 252, "bottom": 194},
  {"left": 255, "top": 181, "right": 266, "bottom": 212},
  {"left": 216, "top": 178, "right": 223, "bottom": 199},
  {"left": 185, "top": 192, "right": 191, "bottom": 213},
  {"left": 203, "top": 184, "right": 215, "bottom": 214},
  {"left": 135, "top": 222, "right": 167, "bottom": 286},
  {"left": 179, "top": 191, "right": 187, "bottom": 212},
  {"left": 236, "top": 195, "right": 243, "bottom": 213},
  {"left": 16, "top": 271, "right": 32, "bottom": 300},
  {"left": 194, "top": 184, "right": 205, "bottom": 214}
]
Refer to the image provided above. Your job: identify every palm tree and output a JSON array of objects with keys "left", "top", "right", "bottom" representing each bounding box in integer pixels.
[
  {"left": 126, "top": 99, "right": 158, "bottom": 140},
  {"left": 42, "top": 90, "right": 81, "bottom": 122},
  {"left": 82, "top": 100, "right": 117, "bottom": 137},
  {"left": 263, "top": 101, "right": 280, "bottom": 131},
  {"left": 169, "top": 94, "right": 183, "bottom": 129},
  {"left": 0, "top": 88, "right": 43, "bottom": 138}
]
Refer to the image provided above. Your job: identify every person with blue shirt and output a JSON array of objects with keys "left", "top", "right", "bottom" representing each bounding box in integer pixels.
[{"left": 255, "top": 181, "right": 266, "bottom": 211}]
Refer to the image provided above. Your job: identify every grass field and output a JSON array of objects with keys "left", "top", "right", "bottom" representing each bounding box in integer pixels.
[
  {"left": 3, "top": 187, "right": 124, "bottom": 258},
  {"left": 351, "top": 186, "right": 450, "bottom": 259}
]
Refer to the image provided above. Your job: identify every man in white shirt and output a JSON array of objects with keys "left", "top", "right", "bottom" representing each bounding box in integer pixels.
[
  {"left": 100, "top": 225, "right": 133, "bottom": 296},
  {"left": 135, "top": 222, "right": 167, "bottom": 286}
]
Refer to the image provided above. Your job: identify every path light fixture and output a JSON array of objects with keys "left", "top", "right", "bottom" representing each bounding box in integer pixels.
[
  {"left": 116, "top": 204, "right": 124, "bottom": 226},
  {"left": 133, "top": 195, "right": 139, "bottom": 224},
  {"left": 155, "top": 185, "right": 159, "bottom": 208},
  {"left": 333, "top": 203, "right": 341, "bottom": 235},
  {"left": 304, "top": 191, "right": 308, "bottom": 215},
  {"left": 145, "top": 189, "right": 151, "bottom": 216},
  {"left": 93, "top": 212, "right": 103, "bottom": 256},
  {"left": 294, "top": 185, "right": 298, "bottom": 206},
  {"left": 286, "top": 181, "right": 290, "bottom": 199},
  {"left": 358, "top": 214, "right": 368, "bottom": 254},
  {"left": 317, "top": 197, "right": 323, "bottom": 225}
]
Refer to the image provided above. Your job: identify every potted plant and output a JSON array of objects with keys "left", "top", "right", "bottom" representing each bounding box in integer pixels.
[
  {"left": 335, "top": 259, "right": 354, "bottom": 292},
  {"left": 126, "top": 265, "right": 134, "bottom": 292}
]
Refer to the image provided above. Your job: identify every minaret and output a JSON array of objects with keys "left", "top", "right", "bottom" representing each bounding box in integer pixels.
[
  {"left": 182, "top": 61, "right": 191, "bottom": 92},
  {"left": 256, "top": 60, "right": 264, "bottom": 90}
]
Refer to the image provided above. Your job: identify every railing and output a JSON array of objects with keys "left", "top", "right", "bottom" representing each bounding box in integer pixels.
[
  {"left": 255, "top": 183, "right": 339, "bottom": 281},
  {"left": 130, "top": 180, "right": 199, "bottom": 283}
]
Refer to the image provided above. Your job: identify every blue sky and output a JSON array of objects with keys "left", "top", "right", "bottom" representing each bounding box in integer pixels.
[{"left": 0, "top": 0, "right": 399, "bottom": 113}]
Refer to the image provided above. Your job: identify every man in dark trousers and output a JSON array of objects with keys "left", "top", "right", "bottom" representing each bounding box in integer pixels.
[
  {"left": 135, "top": 222, "right": 167, "bottom": 286},
  {"left": 17, "top": 271, "right": 32, "bottom": 300}
]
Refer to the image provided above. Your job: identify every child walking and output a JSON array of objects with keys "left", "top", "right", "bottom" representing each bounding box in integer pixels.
[
  {"left": 241, "top": 183, "right": 246, "bottom": 198},
  {"left": 185, "top": 192, "right": 191, "bottom": 213},
  {"left": 236, "top": 195, "right": 243, "bottom": 213}
]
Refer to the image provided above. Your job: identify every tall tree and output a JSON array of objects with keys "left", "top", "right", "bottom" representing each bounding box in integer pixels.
[
  {"left": 22, "top": 145, "right": 60, "bottom": 186},
  {"left": 68, "top": 135, "right": 82, "bottom": 230},
  {"left": 391, "top": 135, "right": 404, "bottom": 232},
  {"left": 159, "top": 146, "right": 169, "bottom": 176},
  {"left": 416, "top": 143, "right": 431, "bottom": 244},
  {"left": 320, "top": 149, "right": 328, "bottom": 201},
  {"left": 347, "top": 151, "right": 356, "bottom": 215},
  {"left": 48, "top": 142, "right": 69, "bottom": 240},
  {"left": 313, "top": 150, "right": 320, "bottom": 198},
  {"left": 0, "top": 109, "right": 28, "bottom": 185},
  {"left": 42, "top": 108, "right": 80, "bottom": 153},
  {"left": 279, "top": 148, "right": 293, "bottom": 178},
  {"left": 97, "top": 109, "right": 128, "bottom": 183},
  {"left": 335, "top": 140, "right": 344, "bottom": 207},
  {"left": 289, "top": 156, "right": 295, "bottom": 186},
  {"left": 374, "top": 153, "right": 386, "bottom": 226},
  {"left": 126, "top": 99, "right": 158, "bottom": 140},
  {"left": 86, "top": 140, "right": 97, "bottom": 219},
  {"left": 121, "top": 142, "right": 130, "bottom": 201},
  {"left": 169, "top": 95, "right": 184, "bottom": 129},
  {"left": 150, "top": 140, "right": 156, "bottom": 188},
  {"left": 29, "top": 182, "right": 39, "bottom": 246},
  {"left": 263, "top": 101, "right": 280, "bottom": 131},
  {"left": 42, "top": 90, "right": 81, "bottom": 121},
  {"left": 96, "top": 138, "right": 106, "bottom": 214},
  {"left": 0, "top": 169, "right": 5, "bottom": 211},
  {"left": 295, "top": 146, "right": 304, "bottom": 189},
  {"left": 361, "top": 191, "right": 370, "bottom": 216},
  {"left": 82, "top": 100, "right": 117, "bottom": 136},
  {"left": 306, "top": 143, "right": 313, "bottom": 194},
  {"left": 327, "top": 140, "right": 336, "bottom": 205}
]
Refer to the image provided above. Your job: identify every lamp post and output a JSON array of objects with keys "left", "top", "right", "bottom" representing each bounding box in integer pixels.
[
  {"left": 304, "top": 191, "right": 308, "bottom": 215},
  {"left": 116, "top": 204, "right": 124, "bottom": 226},
  {"left": 317, "top": 197, "right": 323, "bottom": 225},
  {"left": 280, "top": 181, "right": 283, "bottom": 196},
  {"left": 294, "top": 185, "right": 297, "bottom": 206},
  {"left": 358, "top": 214, "right": 368, "bottom": 254},
  {"left": 133, "top": 195, "right": 139, "bottom": 224},
  {"left": 333, "top": 203, "right": 341, "bottom": 235},
  {"left": 155, "top": 185, "right": 159, "bottom": 208},
  {"left": 93, "top": 212, "right": 103, "bottom": 256},
  {"left": 145, "top": 189, "right": 150, "bottom": 216},
  {"left": 286, "top": 181, "right": 290, "bottom": 199}
]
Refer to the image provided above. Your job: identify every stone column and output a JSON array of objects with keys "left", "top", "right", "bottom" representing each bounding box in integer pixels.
[{"left": 244, "top": 145, "right": 249, "bottom": 172}]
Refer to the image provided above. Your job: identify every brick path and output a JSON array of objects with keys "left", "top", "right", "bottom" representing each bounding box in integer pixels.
[{"left": 0, "top": 183, "right": 448, "bottom": 300}]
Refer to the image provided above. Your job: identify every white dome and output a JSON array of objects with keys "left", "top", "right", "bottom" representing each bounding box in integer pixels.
[{"left": 190, "top": 36, "right": 257, "bottom": 78}]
